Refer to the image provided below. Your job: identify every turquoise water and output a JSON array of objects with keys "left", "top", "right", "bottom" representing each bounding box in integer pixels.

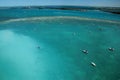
[{"left": 0, "top": 9, "right": 120, "bottom": 80}]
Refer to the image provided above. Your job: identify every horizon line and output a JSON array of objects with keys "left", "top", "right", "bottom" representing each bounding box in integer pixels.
[{"left": 0, "top": 5, "right": 120, "bottom": 8}]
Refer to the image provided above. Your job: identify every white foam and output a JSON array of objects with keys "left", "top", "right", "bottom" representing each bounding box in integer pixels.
[{"left": 1, "top": 16, "right": 120, "bottom": 24}]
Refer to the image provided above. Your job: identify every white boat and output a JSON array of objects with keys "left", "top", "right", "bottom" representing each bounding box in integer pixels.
[{"left": 91, "top": 62, "right": 96, "bottom": 67}]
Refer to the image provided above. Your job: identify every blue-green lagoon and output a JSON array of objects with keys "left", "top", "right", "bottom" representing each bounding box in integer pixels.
[{"left": 0, "top": 8, "right": 120, "bottom": 80}]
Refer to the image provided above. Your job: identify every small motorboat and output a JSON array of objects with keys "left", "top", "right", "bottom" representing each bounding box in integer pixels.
[
  {"left": 91, "top": 62, "right": 96, "bottom": 67},
  {"left": 108, "top": 47, "right": 114, "bottom": 52},
  {"left": 82, "top": 50, "right": 88, "bottom": 54}
]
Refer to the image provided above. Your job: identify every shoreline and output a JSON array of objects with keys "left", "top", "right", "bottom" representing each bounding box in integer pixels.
[{"left": 0, "top": 6, "right": 120, "bottom": 14}]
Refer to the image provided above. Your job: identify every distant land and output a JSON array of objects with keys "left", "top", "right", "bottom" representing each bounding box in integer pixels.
[{"left": 0, "top": 6, "right": 120, "bottom": 14}]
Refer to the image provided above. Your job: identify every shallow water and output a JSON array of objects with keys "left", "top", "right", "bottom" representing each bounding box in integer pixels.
[{"left": 0, "top": 9, "right": 120, "bottom": 80}]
